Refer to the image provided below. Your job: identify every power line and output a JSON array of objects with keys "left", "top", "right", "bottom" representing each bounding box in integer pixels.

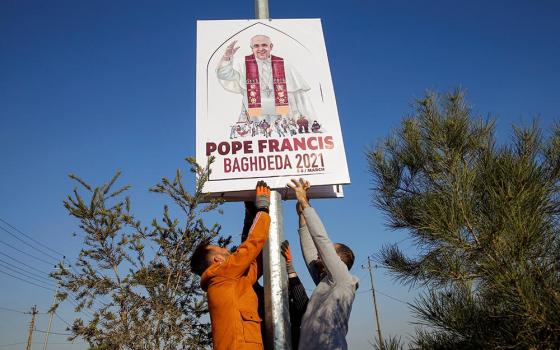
[
  {"left": 0, "top": 342, "right": 27, "bottom": 348},
  {"left": 54, "top": 312, "right": 74, "bottom": 328},
  {"left": 64, "top": 295, "right": 95, "bottom": 319},
  {"left": 357, "top": 287, "right": 410, "bottom": 305},
  {"left": 356, "top": 256, "right": 372, "bottom": 274},
  {"left": 0, "top": 248, "right": 114, "bottom": 312},
  {"left": 0, "top": 272, "right": 95, "bottom": 320},
  {"left": 0, "top": 262, "right": 56, "bottom": 287},
  {"left": 0, "top": 306, "right": 44, "bottom": 314},
  {"left": 376, "top": 289, "right": 409, "bottom": 305},
  {"left": 393, "top": 236, "right": 410, "bottom": 245},
  {"left": 0, "top": 219, "right": 119, "bottom": 318},
  {"left": 0, "top": 341, "right": 84, "bottom": 347},
  {"left": 0, "top": 226, "right": 103, "bottom": 317},
  {"left": 0, "top": 218, "right": 81, "bottom": 276},
  {"left": 0, "top": 224, "right": 60, "bottom": 262},
  {"left": 0, "top": 218, "right": 120, "bottom": 290},
  {"left": 0, "top": 218, "right": 67, "bottom": 258},
  {"left": 0, "top": 269, "right": 56, "bottom": 291},
  {"left": 0, "top": 258, "right": 55, "bottom": 285},
  {"left": 34, "top": 329, "right": 73, "bottom": 336},
  {"left": 0, "top": 251, "right": 52, "bottom": 275},
  {"left": 357, "top": 268, "right": 371, "bottom": 282},
  {"left": 0, "top": 239, "right": 57, "bottom": 266},
  {"left": 0, "top": 260, "right": 98, "bottom": 318}
]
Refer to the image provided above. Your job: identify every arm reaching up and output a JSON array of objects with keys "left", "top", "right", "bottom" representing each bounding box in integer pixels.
[
  {"left": 218, "top": 182, "right": 271, "bottom": 280},
  {"left": 289, "top": 178, "right": 321, "bottom": 285},
  {"left": 288, "top": 178, "right": 354, "bottom": 285}
]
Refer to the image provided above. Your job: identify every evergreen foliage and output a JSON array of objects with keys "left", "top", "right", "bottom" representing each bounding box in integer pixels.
[
  {"left": 368, "top": 91, "right": 560, "bottom": 349},
  {"left": 372, "top": 334, "right": 406, "bottom": 350},
  {"left": 51, "top": 157, "right": 229, "bottom": 349}
]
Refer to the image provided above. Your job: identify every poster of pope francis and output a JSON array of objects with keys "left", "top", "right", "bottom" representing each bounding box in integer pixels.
[{"left": 196, "top": 19, "right": 350, "bottom": 198}]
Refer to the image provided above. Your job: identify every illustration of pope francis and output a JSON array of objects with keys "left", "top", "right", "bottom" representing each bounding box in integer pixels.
[{"left": 216, "top": 35, "right": 317, "bottom": 126}]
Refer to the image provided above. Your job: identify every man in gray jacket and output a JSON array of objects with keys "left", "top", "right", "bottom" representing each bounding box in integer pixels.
[{"left": 287, "top": 178, "right": 359, "bottom": 350}]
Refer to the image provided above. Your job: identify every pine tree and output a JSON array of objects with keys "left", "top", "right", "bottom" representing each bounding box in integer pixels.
[
  {"left": 51, "top": 157, "right": 230, "bottom": 349},
  {"left": 368, "top": 91, "right": 560, "bottom": 349}
]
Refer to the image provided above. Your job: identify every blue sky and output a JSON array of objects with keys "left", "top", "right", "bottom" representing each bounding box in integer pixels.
[{"left": 1, "top": 0, "right": 559, "bottom": 349}]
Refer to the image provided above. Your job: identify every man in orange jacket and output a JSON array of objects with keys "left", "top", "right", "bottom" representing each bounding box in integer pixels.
[{"left": 190, "top": 181, "right": 271, "bottom": 350}]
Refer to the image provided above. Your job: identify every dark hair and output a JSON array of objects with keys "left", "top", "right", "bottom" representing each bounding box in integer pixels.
[
  {"left": 190, "top": 243, "right": 211, "bottom": 276},
  {"left": 335, "top": 243, "right": 355, "bottom": 270}
]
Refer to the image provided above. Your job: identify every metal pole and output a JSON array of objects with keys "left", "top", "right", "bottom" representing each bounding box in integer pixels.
[
  {"left": 367, "top": 257, "right": 385, "bottom": 349},
  {"left": 262, "top": 190, "right": 292, "bottom": 349},
  {"left": 255, "top": 0, "right": 269, "bottom": 19},
  {"left": 42, "top": 287, "right": 58, "bottom": 350},
  {"left": 254, "top": 0, "right": 291, "bottom": 348},
  {"left": 26, "top": 305, "right": 38, "bottom": 350}
]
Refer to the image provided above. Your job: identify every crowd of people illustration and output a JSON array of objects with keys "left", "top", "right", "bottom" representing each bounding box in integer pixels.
[
  {"left": 229, "top": 115, "right": 322, "bottom": 139},
  {"left": 191, "top": 179, "right": 358, "bottom": 350}
]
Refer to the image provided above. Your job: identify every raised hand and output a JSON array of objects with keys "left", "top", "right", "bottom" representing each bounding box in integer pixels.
[
  {"left": 281, "top": 240, "right": 296, "bottom": 276},
  {"left": 223, "top": 40, "right": 240, "bottom": 61},
  {"left": 255, "top": 180, "right": 271, "bottom": 212},
  {"left": 281, "top": 240, "right": 292, "bottom": 263},
  {"left": 288, "top": 178, "right": 311, "bottom": 211}
]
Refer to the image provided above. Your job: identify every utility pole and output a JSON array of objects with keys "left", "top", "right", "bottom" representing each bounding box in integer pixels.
[
  {"left": 42, "top": 286, "right": 58, "bottom": 350},
  {"left": 254, "top": 1, "right": 292, "bottom": 348},
  {"left": 26, "top": 305, "right": 38, "bottom": 350},
  {"left": 262, "top": 191, "right": 291, "bottom": 349},
  {"left": 255, "top": 0, "right": 269, "bottom": 19},
  {"left": 365, "top": 257, "right": 385, "bottom": 349}
]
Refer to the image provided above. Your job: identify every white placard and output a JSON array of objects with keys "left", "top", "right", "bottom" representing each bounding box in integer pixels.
[{"left": 196, "top": 19, "right": 350, "bottom": 198}]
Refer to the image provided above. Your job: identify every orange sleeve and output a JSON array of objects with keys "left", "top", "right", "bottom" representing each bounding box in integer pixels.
[
  {"left": 246, "top": 252, "right": 264, "bottom": 285},
  {"left": 218, "top": 211, "right": 270, "bottom": 279}
]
